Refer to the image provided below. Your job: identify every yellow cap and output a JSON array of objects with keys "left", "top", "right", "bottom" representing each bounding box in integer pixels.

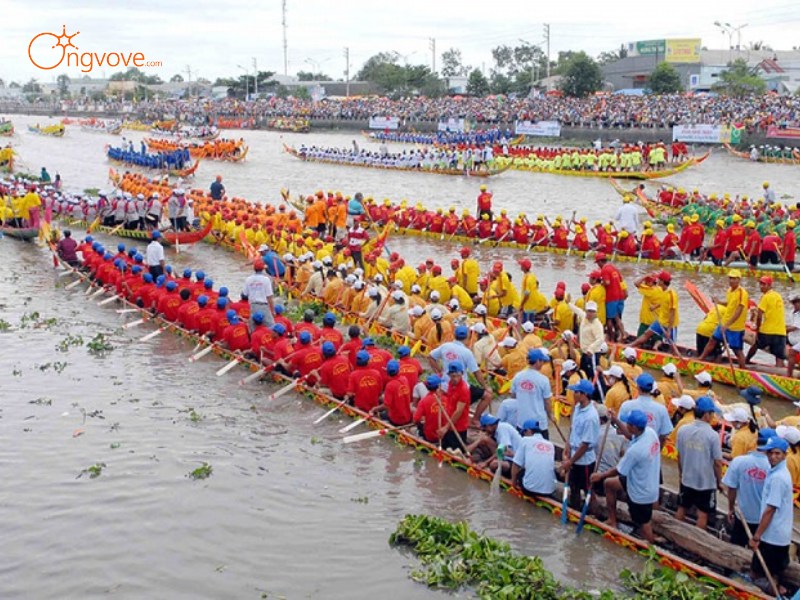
[
  {"left": 643, "top": 220, "right": 652, "bottom": 228},
  {"left": 575, "top": 225, "right": 583, "bottom": 233},
  {"left": 667, "top": 224, "right": 675, "bottom": 232},
  {"left": 682, "top": 216, "right": 691, "bottom": 223},
  {"left": 383, "top": 199, "right": 391, "bottom": 206},
  {"left": 732, "top": 214, "right": 743, "bottom": 222},
  {"left": 604, "top": 224, "right": 613, "bottom": 232},
  {"left": 500, "top": 209, "right": 507, "bottom": 215},
  {"left": 519, "top": 212, "right": 526, "bottom": 218},
  {"left": 480, "top": 185, "right": 487, "bottom": 191},
  {"left": 594, "top": 220, "right": 601, "bottom": 226},
  {"left": 716, "top": 219, "right": 725, "bottom": 227},
  {"left": 763, "top": 181, "right": 769, "bottom": 188},
  {"left": 623, "top": 195, "right": 632, "bottom": 203},
  {"left": 580, "top": 217, "right": 587, "bottom": 223},
  {"left": 448, "top": 206, "right": 455, "bottom": 212},
  {"left": 746, "top": 221, "right": 755, "bottom": 228},
  {"left": 462, "top": 209, "right": 469, "bottom": 216},
  {"left": 436, "top": 208, "right": 443, "bottom": 214},
  {"left": 643, "top": 228, "right": 653, "bottom": 236},
  {"left": 619, "top": 230, "right": 629, "bottom": 238},
  {"left": 481, "top": 213, "right": 489, "bottom": 220},
  {"left": 691, "top": 214, "right": 699, "bottom": 222},
  {"left": 728, "top": 269, "right": 742, "bottom": 278},
  {"left": 788, "top": 220, "right": 796, "bottom": 228},
  {"left": 709, "top": 193, "right": 718, "bottom": 200}
]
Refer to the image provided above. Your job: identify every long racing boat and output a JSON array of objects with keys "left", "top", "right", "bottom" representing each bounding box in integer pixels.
[{"left": 724, "top": 143, "right": 800, "bottom": 165}]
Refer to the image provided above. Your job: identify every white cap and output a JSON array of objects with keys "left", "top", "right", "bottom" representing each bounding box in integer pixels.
[
  {"left": 585, "top": 301, "right": 598, "bottom": 311},
  {"left": 282, "top": 253, "right": 294, "bottom": 262},
  {"left": 430, "top": 290, "right": 440, "bottom": 301},
  {"left": 723, "top": 407, "right": 750, "bottom": 423},
  {"left": 431, "top": 308, "right": 443, "bottom": 320},
  {"left": 409, "top": 306, "right": 425, "bottom": 317},
  {"left": 777, "top": 425, "right": 800, "bottom": 445},
  {"left": 354, "top": 268, "right": 364, "bottom": 277},
  {"left": 411, "top": 284, "right": 421, "bottom": 293},
  {"left": 521, "top": 321, "right": 534, "bottom": 333},
  {"left": 470, "top": 323, "right": 487, "bottom": 334},
  {"left": 562, "top": 359, "right": 577, "bottom": 372},
  {"left": 345, "top": 275, "right": 356, "bottom": 284},
  {"left": 599, "top": 342, "right": 609, "bottom": 353},
  {"left": 258, "top": 244, "right": 269, "bottom": 252},
  {"left": 671, "top": 395, "right": 696, "bottom": 410},
  {"left": 448, "top": 298, "right": 460, "bottom": 309},
  {"left": 175, "top": 188, "right": 185, "bottom": 195},
  {"left": 392, "top": 290, "right": 404, "bottom": 300},
  {"left": 393, "top": 281, "right": 404, "bottom": 289},
  {"left": 322, "top": 256, "right": 333, "bottom": 265},
  {"left": 604, "top": 365, "right": 624, "bottom": 379},
  {"left": 561, "top": 330, "right": 575, "bottom": 340},
  {"left": 694, "top": 371, "right": 712, "bottom": 385},
  {"left": 374, "top": 274, "right": 383, "bottom": 282},
  {"left": 538, "top": 347, "right": 550, "bottom": 357},
  {"left": 793, "top": 401, "right": 800, "bottom": 409},
  {"left": 312, "top": 260, "right": 323, "bottom": 269},
  {"left": 662, "top": 363, "right": 677, "bottom": 376},
  {"left": 506, "top": 316, "right": 518, "bottom": 326},
  {"left": 622, "top": 347, "right": 637, "bottom": 359},
  {"left": 500, "top": 337, "right": 517, "bottom": 348},
  {"left": 367, "top": 287, "right": 379, "bottom": 298},
  {"left": 474, "top": 304, "right": 487, "bottom": 315},
  {"left": 354, "top": 281, "right": 365, "bottom": 290}
]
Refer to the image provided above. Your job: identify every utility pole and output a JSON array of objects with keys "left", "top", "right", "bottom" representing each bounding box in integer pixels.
[
  {"left": 282, "top": 0, "right": 288, "bottom": 76},
  {"left": 343, "top": 47, "right": 350, "bottom": 97},
  {"left": 543, "top": 24, "right": 551, "bottom": 79},
  {"left": 252, "top": 57, "right": 258, "bottom": 96},
  {"left": 429, "top": 37, "right": 436, "bottom": 73}
]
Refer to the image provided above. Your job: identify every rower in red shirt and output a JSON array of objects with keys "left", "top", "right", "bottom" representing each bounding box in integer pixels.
[
  {"left": 571, "top": 225, "right": 590, "bottom": 252},
  {"left": 279, "top": 330, "right": 323, "bottom": 382},
  {"left": 493, "top": 215, "right": 512, "bottom": 242},
  {"left": 661, "top": 224, "right": 680, "bottom": 259},
  {"left": 295, "top": 309, "right": 322, "bottom": 340},
  {"left": 362, "top": 338, "right": 392, "bottom": 372},
  {"left": 595, "top": 252, "right": 626, "bottom": 341},
  {"left": 319, "top": 312, "right": 343, "bottom": 349},
  {"left": 219, "top": 310, "right": 251, "bottom": 352},
  {"left": 512, "top": 218, "right": 530, "bottom": 244},
  {"left": 345, "top": 350, "right": 383, "bottom": 412},
  {"left": 781, "top": 221, "right": 796, "bottom": 269},
  {"left": 680, "top": 217, "right": 705, "bottom": 257},
  {"left": 147, "top": 275, "right": 169, "bottom": 312},
  {"left": 119, "top": 265, "right": 145, "bottom": 298},
  {"left": 530, "top": 219, "right": 549, "bottom": 247},
  {"left": 429, "top": 209, "right": 445, "bottom": 233},
  {"left": 190, "top": 271, "right": 207, "bottom": 299},
  {"left": 440, "top": 361, "right": 471, "bottom": 451},
  {"left": 210, "top": 297, "right": 232, "bottom": 339},
  {"left": 615, "top": 231, "right": 638, "bottom": 257},
  {"left": 157, "top": 281, "right": 182, "bottom": 321},
  {"left": 194, "top": 295, "right": 217, "bottom": 335},
  {"left": 248, "top": 312, "right": 272, "bottom": 357},
  {"left": 339, "top": 325, "right": 363, "bottom": 368},
  {"left": 261, "top": 323, "right": 295, "bottom": 365},
  {"left": 476, "top": 185, "right": 492, "bottom": 220},
  {"left": 461, "top": 211, "right": 478, "bottom": 237},
  {"left": 397, "top": 345, "right": 422, "bottom": 386},
  {"left": 477, "top": 214, "right": 493, "bottom": 239},
  {"left": 176, "top": 289, "right": 200, "bottom": 330},
  {"left": 312, "top": 341, "right": 352, "bottom": 399},
  {"left": 443, "top": 208, "right": 460, "bottom": 235},
  {"left": 742, "top": 222, "right": 762, "bottom": 268},
  {"left": 370, "top": 360, "right": 412, "bottom": 425},
  {"left": 705, "top": 220, "right": 728, "bottom": 266},
  {"left": 550, "top": 221, "right": 569, "bottom": 249},
  {"left": 413, "top": 375, "right": 444, "bottom": 444},
  {"left": 640, "top": 229, "right": 661, "bottom": 260},
  {"left": 724, "top": 216, "right": 747, "bottom": 264},
  {"left": 273, "top": 304, "right": 294, "bottom": 335}
]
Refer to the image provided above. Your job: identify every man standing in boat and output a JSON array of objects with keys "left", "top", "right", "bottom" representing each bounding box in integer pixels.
[
  {"left": 145, "top": 230, "right": 165, "bottom": 279},
  {"left": 210, "top": 175, "right": 225, "bottom": 201},
  {"left": 476, "top": 185, "right": 492, "bottom": 221}
]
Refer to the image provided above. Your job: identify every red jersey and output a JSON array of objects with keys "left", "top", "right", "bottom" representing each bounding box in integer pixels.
[
  {"left": 250, "top": 325, "right": 271, "bottom": 355},
  {"left": 429, "top": 214, "right": 445, "bottom": 233},
  {"left": 445, "top": 379, "right": 471, "bottom": 432},
  {"left": 477, "top": 219, "right": 493, "bottom": 239},
  {"left": 551, "top": 227, "right": 568, "bottom": 249},
  {"left": 443, "top": 216, "right": 459, "bottom": 234},
  {"left": 347, "top": 367, "right": 383, "bottom": 411},
  {"left": 662, "top": 232, "right": 678, "bottom": 252},
  {"left": 262, "top": 336, "right": 294, "bottom": 362},
  {"left": 398, "top": 356, "right": 422, "bottom": 386},
  {"left": 366, "top": 346, "right": 393, "bottom": 371},
  {"left": 319, "top": 326, "right": 343, "bottom": 350},
  {"left": 725, "top": 224, "right": 746, "bottom": 252},
  {"left": 572, "top": 233, "right": 590, "bottom": 252},
  {"left": 743, "top": 231, "right": 762, "bottom": 257},
  {"left": 157, "top": 292, "right": 182, "bottom": 322},
  {"left": 211, "top": 308, "right": 230, "bottom": 338},
  {"left": 319, "top": 355, "right": 351, "bottom": 398},
  {"left": 413, "top": 391, "right": 443, "bottom": 443},
  {"left": 339, "top": 338, "right": 363, "bottom": 368},
  {"left": 222, "top": 322, "right": 251, "bottom": 352},
  {"left": 512, "top": 224, "right": 530, "bottom": 244},
  {"left": 383, "top": 376, "right": 412, "bottom": 425},
  {"left": 288, "top": 346, "right": 324, "bottom": 379},
  {"left": 710, "top": 230, "right": 729, "bottom": 261},
  {"left": 118, "top": 273, "right": 141, "bottom": 298},
  {"left": 177, "top": 300, "right": 200, "bottom": 330},
  {"left": 641, "top": 236, "right": 661, "bottom": 260},
  {"left": 275, "top": 314, "right": 294, "bottom": 334},
  {"left": 477, "top": 191, "right": 492, "bottom": 211},
  {"left": 782, "top": 231, "right": 796, "bottom": 261},
  {"left": 601, "top": 263, "right": 625, "bottom": 301},
  {"left": 295, "top": 322, "right": 322, "bottom": 341},
  {"left": 194, "top": 307, "right": 217, "bottom": 335},
  {"left": 618, "top": 236, "right": 638, "bottom": 257},
  {"left": 149, "top": 287, "right": 168, "bottom": 312},
  {"left": 461, "top": 216, "right": 477, "bottom": 237}
]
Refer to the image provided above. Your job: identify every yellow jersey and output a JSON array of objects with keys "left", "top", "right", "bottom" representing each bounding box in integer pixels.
[
  {"left": 657, "top": 287, "right": 680, "bottom": 328},
  {"left": 520, "top": 273, "right": 547, "bottom": 312},
  {"left": 459, "top": 259, "right": 480, "bottom": 295},
  {"left": 724, "top": 286, "right": 749, "bottom": 332},
  {"left": 636, "top": 284, "right": 663, "bottom": 327},
  {"left": 586, "top": 285, "right": 607, "bottom": 324},
  {"left": 730, "top": 426, "right": 757, "bottom": 458},
  {"left": 758, "top": 289, "right": 786, "bottom": 335}
]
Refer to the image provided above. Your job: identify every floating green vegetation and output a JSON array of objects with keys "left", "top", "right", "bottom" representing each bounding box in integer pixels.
[
  {"left": 0, "top": 319, "right": 11, "bottom": 331},
  {"left": 188, "top": 463, "right": 213, "bottom": 480},
  {"left": 78, "top": 463, "right": 107, "bottom": 479},
  {"left": 19, "top": 312, "right": 57, "bottom": 329},
  {"left": 56, "top": 333, "right": 84, "bottom": 352},
  {"left": 188, "top": 409, "right": 203, "bottom": 423},
  {"left": 389, "top": 515, "right": 728, "bottom": 599},
  {"left": 86, "top": 333, "right": 114, "bottom": 355}
]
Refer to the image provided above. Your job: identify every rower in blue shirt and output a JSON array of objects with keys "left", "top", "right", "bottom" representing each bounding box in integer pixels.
[
  {"left": 511, "top": 419, "right": 556, "bottom": 497},
  {"left": 562, "top": 378, "right": 600, "bottom": 509},
  {"left": 722, "top": 429, "right": 771, "bottom": 548}
]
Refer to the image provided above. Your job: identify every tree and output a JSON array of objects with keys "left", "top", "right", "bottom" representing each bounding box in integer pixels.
[
  {"left": 356, "top": 52, "right": 441, "bottom": 96},
  {"left": 466, "top": 69, "right": 490, "bottom": 96},
  {"left": 713, "top": 58, "right": 766, "bottom": 97},
  {"left": 22, "top": 78, "right": 41, "bottom": 93},
  {"left": 109, "top": 67, "right": 162, "bottom": 85},
  {"left": 489, "top": 72, "right": 512, "bottom": 95},
  {"left": 170, "top": 74, "right": 184, "bottom": 83},
  {"left": 297, "top": 70, "right": 331, "bottom": 81},
  {"left": 9, "top": 81, "right": 21, "bottom": 89},
  {"left": 597, "top": 44, "right": 629, "bottom": 66},
  {"left": 560, "top": 52, "right": 602, "bottom": 97},
  {"left": 648, "top": 62, "right": 682, "bottom": 94},
  {"left": 0, "top": 79, "right": 4, "bottom": 88},
  {"left": 56, "top": 74, "right": 71, "bottom": 98},
  {"left": 441, "top": 48, "right": 469, "bottom": 77}
]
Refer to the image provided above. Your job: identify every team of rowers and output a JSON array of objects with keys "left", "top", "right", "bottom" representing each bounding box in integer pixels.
[
  {"left": 107, "top": 140, "right": 192, "bottom": 171},
  {"left": 144, "top": 137, "right": 246, "bottom": 160},
  {"left": 295, "top": 144, "right": 496, "bottom": 172},
  {"left": 60, "top": 228, "right": 799, "bottom": 594}
]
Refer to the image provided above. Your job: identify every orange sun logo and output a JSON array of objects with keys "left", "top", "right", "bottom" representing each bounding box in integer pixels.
[{"left": 28, "top": 25, "right": 80, "bottom": 70}]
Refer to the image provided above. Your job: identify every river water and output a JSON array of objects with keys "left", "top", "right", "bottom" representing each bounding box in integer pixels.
[{"left": 2, "top": 115, "right": 798, "bottom": 598}]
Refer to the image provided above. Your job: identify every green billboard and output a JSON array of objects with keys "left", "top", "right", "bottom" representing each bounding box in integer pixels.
[{"left": 636, "top": 39, "right": 666, "bottom": 56}]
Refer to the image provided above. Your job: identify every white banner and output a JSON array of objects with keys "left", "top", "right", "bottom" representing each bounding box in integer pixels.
[
  {"left": 437, "top": 118, "right": 466, "bottom": 133},
  {"left": 514, "top": 120, "right": 561, "bottom": 137},
  {"left": 368, "top": 116, "right": 400, "bottom": 130},
  {"left": 672, "top": 124, "right": 732, "bottom": 144}
]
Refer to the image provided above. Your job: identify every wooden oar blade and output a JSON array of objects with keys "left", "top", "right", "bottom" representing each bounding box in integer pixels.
[
  {"left": 343, "top": 428, "right": 388, "bottom": 444},
  {"left": 216, "top": 357, "right": 241, "bottom": 376},
  {"left": 338, "top": 418, "right": 365, "bottom": 433}
]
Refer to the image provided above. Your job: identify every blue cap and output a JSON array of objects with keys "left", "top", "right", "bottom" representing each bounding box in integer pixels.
[
  {"left": 143, "top": 273, "right": 153, "bottom": 283},
  {"left": 272, "top": 323, "right": 287, "bottom": 335},
  {"left": 132, "top": 265, "right": 142, "bottom": 274},
  {"left": 635, "top": 373, "right": 655, "bottom": 392},
  {"left": 219, "top": 286, "right": 229, "bottom": 297},
  {"left": 298, "top": 331, "right": 312, "bottom": 344},
  {"left": 386, "top": 359, "right": 400, "bottom": 375},
  {"left": 758, "top": 428, "right": 777, "bottom": 444},
  {"left": 85, "top": 235, "right": 93, "bottom": 242},
  {"left": 397, "top": 345, "right": 410, "bottom": 357},
  {"left": 118, "top": 263, "right": 127, "bottom": 271},
  {"left": 216, "top": 297, "right": 228, "bottom": 309},
  {"left": 226, "top": 309, "right": 237, "bottom": 320},
  {"left": 103, "top": 252, "right": 113, "bottom": 260},
  {"left": 455, "top": 325, "right": 468, "bottom": 340},
  {"left": 274, "top": 304, "right": 284, "bottom": 314},
  {"left": 195, "top": 270, "right": 205, "bottom": 280},
  {"left": 447, "top": 360, "right": 464, "bottom": 374},
  {"left": 362, "top": 338, "right": 375, "bottom": 347},
  {"left": 252, "top": 311, "right": 264, "bottom": 324},
  {"left": 527, "top": 349, "right": 548, "bottom": 363},
  {"left": 127, "top": 248, "right": 136, "bottom": 257},
  {"left": 521, "top": 418, "right": 543, "bottom": 432},
  {"left": 197, "top": 294, "right": 208, "bottom": 307},
  {"left": 425, "top": 374, "right": 441, "bottom": 389},
  {"left": 739, "top": 386, "right": 763, "bottom": 405},
  {"left": 183, "top": 269, "right": 192, "bottom": 278},
  {"left": 156, "top": 274, "right": 166, "bottom": 287},
  {"left": 134, "top": 254, "right": 143, "bottom": 263},
  {"left": 759, "top": 436, "right": 789, "bottom": 452},
  {"left": 356, "top": 350, "right": 370, "bottom": 365},
  {"left": 621, "top": 409, "right": 648, "bottom": 429},
  {"left": 117, "top": 243, "right": 125, "bottom": 252},
  {"left": 151, "top": 230, "right": 162, "bottom": 239},
  {"left": 323, "top": 312, "right": 336, "bottom": 325},
  {"left": 113, "top": 258, "right": 122, "bottom": 267},
  {"left": 322, "top": 341, "right": 336, "bottom": 356},
  {"left": 204, "top": 279, "right": 213, "bottom": 289},
  {"left": 165, "top": 265, "right": 172, "bottom": 274},
  {"left": 479, "top": 414, "right": 500, "bottom": 427},
  {"left": 567, "top": 378, "right": 594, "bottom": 396},
  {"left": 166, "top": 281, "right": 177, "bottom": 291},
  {"left": 695, "top": 396, "right": 721, "bottom": 414}
]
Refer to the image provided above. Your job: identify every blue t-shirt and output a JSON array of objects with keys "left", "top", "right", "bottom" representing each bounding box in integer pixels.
[
  {"left": 721, "top": 451, "right": 768, "bottom": 524},
  {"left": 209, "top": 180, "right": 224, "bottom": 200},
  {"left": 430, "top": 341, "right": 479, "bottom": 390},
  {"left": 676, "top": 419, "right": 722, "bottom": 491},
  {"left": 512, "top": 434, "right": 556, "bottom": 495},
  {"left": 511, "top": 368, "right": 552, "bottom": 432},
  {"left": 262, "top": 250, "right": 286, "bottom": 277},
  {"left": 569, "top": 403, "right": 600, "bottom": 466},
  {"left": 347, "top": 199, "right": 365, "bottom": 216},
  {"left": 495, "top": 422, "right": 522, "bottom": 454},
  {"left": 619, "top": 395, "right": 673, "bottom": 438},
  {"left": 616, "top": 426, "right": 661, "bottom": 504},
  {"left": 760, "top": 460, "right": 794, "bottom": 547},
  {"left": 497, "top": 398, "right": 519, "bottom": 428}
]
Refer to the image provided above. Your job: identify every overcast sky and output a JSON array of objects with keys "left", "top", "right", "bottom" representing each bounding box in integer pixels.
[{"left": 3, "top": 0, "right": 799, "bottom": 84}]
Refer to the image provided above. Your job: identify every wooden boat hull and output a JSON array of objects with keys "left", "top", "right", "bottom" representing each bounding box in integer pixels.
[
  {"left": 107, "top": 156, "right": 200, "bottom": 178},
  {"left": 28, "top": 125, "right": 64, "bottom": 137},
  {"left": 50, "top": 253, "right": 770, "bottom": 600},
  {"left": 283, "top": 144, "right": 508, "bottom": 178},
  {"left": 122, "top": 120, "right": 151, "bottom": 131},
  {"left": 82, "top": 125, "right": 121, "bottom": 135},
  {"left": 60, "top": 218, "right": 211, "bottom": 247},
  {"left": 724, "top": 143, "right": 800, "bottom": 165},
  {"left": 0, "top": 123, "right": 14, "bottom": 137},
  {"left": 498, "top": 151, "right": 711, "bottom": 179},
  {"left": 0, "top": 226, "right": 38, "bottom": 240}
]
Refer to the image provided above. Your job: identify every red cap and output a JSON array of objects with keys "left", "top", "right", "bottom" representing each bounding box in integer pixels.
[
  {"left": 657, "top": 271, "right": 672, "bottom": 283},
  {"left": 589, "top": 270, "right": 602, "bottom": 279},
  {"left": 460, "top": 247, "right": 470, "bottom": 257},
  {"left": 450, "top": 259, "right": 460, "bottom": 268},
  {"left": 425, "top": 257, "right": 434, "bottom": 264},
  {"left": 479, "top": 278, "right": 489, "bottom": 286},
  {"left": 417, "top": 263, "right": 426, "bottom": 272},
  {"left": 556, "top": 281, "right": 566, "bottom": 289},
  {"left": 554, "top": 289, "right": 565, "bottom": 300},
  {"left": 581, "top": 283, "right": 590, "bottom": 293},
  {"left": 253, "top": 259, "right": 265, "bottom": 271},
  {"left": 432, "top": 265, "right": 442, "bottom": 275},
  {"left": 518, "top": 258, "right": 532, "bottom": 271},
  {"left": 492, "top": 261, "right": 503, "bottom": 272},
  {"left": 390, "top": 252, "right": 399, "bottom": 261},
  {"left": 759, "top": 275, "right": 773, "bottom": 285},
  {"left": 448, "top": 276, "right": 457, "bottom": 284},
  {"left": 595, "top": 252, "right": 608, "bottom": 263}
]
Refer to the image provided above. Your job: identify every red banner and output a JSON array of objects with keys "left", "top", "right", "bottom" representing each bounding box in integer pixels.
[{"left": 766, "top": 125, "right": 800, "bottom": 140}]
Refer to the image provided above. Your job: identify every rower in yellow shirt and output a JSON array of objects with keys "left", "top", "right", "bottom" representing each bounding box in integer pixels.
[
  {"left": 517, "top": 258, "right": 547, "bottom": 320},
  {"left": 479, "top": 279, "right": 501, "bottom": 317},
  {"left": 549, "top": 288, "right": 574, "bottom": 334},
  {"left": 395, "top": 263, "right": 418, "bottom": 294},
  {"left": 746, "top": 276, "right": 787, "bottom": 367},
  {"left": 457, "top": 247, "right": 480, "bottom": 296},
  {"left": 633, "top": 273, "right": 663, "bottom": 336},
  {"left": 449, "top": 279, "right": 474, "bottom": 311},
  {"left": 488, "top": 261, "right": 515, "bottom": 317},
  {"left": 697, "top": 269, "right": 749, "bottom": 367},
  {"left": 585, "top": 274, "right": 607, "bottom": 325},
  {"left": 426, "top": 265, "right": 451, "bottom": 303}
]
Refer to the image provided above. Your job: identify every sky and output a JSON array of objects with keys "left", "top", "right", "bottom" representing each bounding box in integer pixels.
[{"left": 3, "top": 0, "right": 800, "bottom": 85}]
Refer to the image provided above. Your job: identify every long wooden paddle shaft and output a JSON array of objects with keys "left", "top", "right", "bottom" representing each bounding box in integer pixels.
[
  {"left": 434, "top": 391, "right": 470, "bottom": 455},
  {"left": 576, "top": 421, "right": 612, "bottom": 534},
  {"left": 733, "top": 504, "right": 781, "bottom": 598},
  {"left": 712, "top": 303, "right": 742, "bottom": 390}
]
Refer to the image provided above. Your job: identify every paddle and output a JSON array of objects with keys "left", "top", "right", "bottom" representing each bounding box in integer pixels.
[
  {"left": 778, "top": 243, "right": 795, "bottom": 285},
  {"left": 313, "top": 398, "right": 349, "bottom": 424},
  {"left": 88, "top": 287, "right": 106, "bottom": 300},
  {"left": 65, "top": 278, "right": 84, "bottom": 290},
  {"left": 239, "top": 365, "right": 273, "bottom": 386},
  {"left": 267, "top": 376, "right": 306, "bottom": 401},
  {"left": 116, "top": 308, "right": 140, "bottom": 314},
  {"left": 122, "top": 318, "right": 146, "bottom": 330},
  {"left": 712, "top": 303, "right": 742, "bottom": 390},
  {"left": 492, "top": 230, "right": 511, "bottom": 248},
  {"left": 733, "top": 504, "right": 781, "bottom": 598},
  {"left": 139, "top": 327, "right": 165, "bottom": 342},
  {"left": 343, "top": 423, "right": 415, "bottom": 444},
  {"left": 576, "top": 421, "right": 611, "bottom": 535},
  {"left": 339, "top": 418, "right": 365, "bottom": 434},
  {"left": 489, "top": 446, "right": 505, "bottom": 495},
  {"left": 215, "top": 355, "right": 242, "bottom": 377},
  {"left": 97, "top": 294, "right": 120, "bottom": 306},
  {"left": 189, "top": 344, "right": 215, "bottom": 362}
]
